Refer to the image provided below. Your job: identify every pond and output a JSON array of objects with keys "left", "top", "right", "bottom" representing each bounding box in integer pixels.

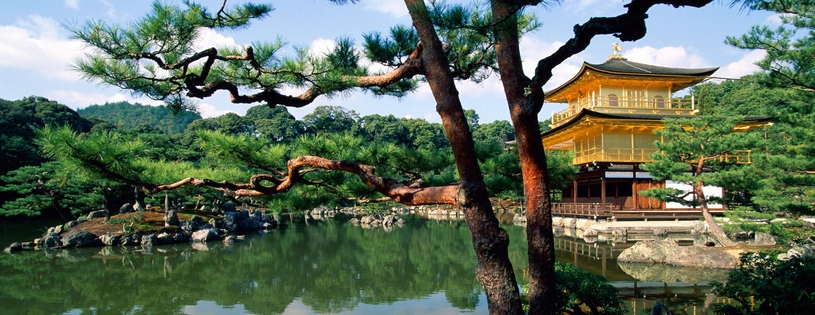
[{"left": 0, "top": 214, "right": 729, "bottom": 314}]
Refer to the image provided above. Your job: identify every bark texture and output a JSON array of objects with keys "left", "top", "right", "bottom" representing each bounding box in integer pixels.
[{"left": 406, "top": 1, "right": 523, "bottom": 314}]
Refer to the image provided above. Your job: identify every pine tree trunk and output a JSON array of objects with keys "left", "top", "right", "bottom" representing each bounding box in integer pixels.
[
  {"left": 490, "top": 2, "right": 556, "bottom": 314},
  {"left": 406, "top": 1, "right": 523, "bottom": 313},
  {"left": 695, "top": 179, "right": 736, "bottom": 246}
]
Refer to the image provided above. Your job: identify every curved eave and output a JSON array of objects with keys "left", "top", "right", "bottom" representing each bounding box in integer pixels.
[
  {"left": 545, "top": 61, "right": 719, "bottom": 102},
  {"left": 539, "top": 109, "right": 772, "bottom": 146}
]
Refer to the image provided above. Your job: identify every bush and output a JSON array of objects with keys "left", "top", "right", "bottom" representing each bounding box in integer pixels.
[
  {"left": 713, "top": 252, "right": 815, "bottom": 315},
  {"left": 522, "top": 262, "right": 626, "bottom": 314}
]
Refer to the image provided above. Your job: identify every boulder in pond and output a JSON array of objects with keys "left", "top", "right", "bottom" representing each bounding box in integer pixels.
[
  {"left": 617, "top": 239, "right": 738, "bottom": 269},
  {"left": 100, "top": 233, "right": 121, "bottom": 246},
  {"left": 4, "top": 242, "right": 23, "bottom": 253},
  {"left": 61, "top": 230, "right": 102, "bottom": 248},
  {"left": 191, "top": 228, "right": 219, "bottom": 242}
]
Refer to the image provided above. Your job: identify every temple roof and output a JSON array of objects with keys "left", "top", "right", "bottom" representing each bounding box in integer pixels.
[
  {"left": 587, "top": 58, "right": 719, "bottom": 77},
  {"left": 545, "top": 57, "right": 720, "bottom": 102}
]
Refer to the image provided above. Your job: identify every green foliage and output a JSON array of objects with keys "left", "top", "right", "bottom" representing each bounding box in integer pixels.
[
  {"left": 522, "top": 262, "right": 625, "bottom": 315},
  {"left": 0, "top": 96, "right": 93, "bottom": 175},
  {"left": 641, "top": 116, "right": 757, "bottom": 207},
  {"left": 77, "top": 101, "right": 201, "bottom": 135},
  {"left": 0, "top": 161, "right": 103, "bottom": 218},
  {"left": 713, "top": 252, "right": 815, "bottom": 315}
]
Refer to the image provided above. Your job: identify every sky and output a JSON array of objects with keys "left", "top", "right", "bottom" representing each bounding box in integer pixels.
[{"left": 0, "top": 0, "right": 775, "bottom": 123}]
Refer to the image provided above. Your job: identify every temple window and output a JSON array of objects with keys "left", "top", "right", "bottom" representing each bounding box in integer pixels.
[
  {"left": 653, "top": 95, "right": 665, "bottom": 108},
  {"left": 608, "top": 94, "right": 618, "bottom": 106}
]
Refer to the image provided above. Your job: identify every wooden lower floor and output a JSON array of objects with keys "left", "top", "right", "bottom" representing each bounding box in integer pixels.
[{"left": 553, "top": 163, "right": 724, "bottom": 219}]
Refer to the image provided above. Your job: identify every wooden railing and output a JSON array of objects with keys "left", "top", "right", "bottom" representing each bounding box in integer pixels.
[
  {"left": 550, "top": 96, "right": 695, "bottom": 126},
  {"left": 552, "top": 203, "right": 725, "bottom": 220},
  {"left": 552, "top": 203, "right": 615, "bottom": 217},
  {"left": 573, "top": 147, "right": 657, "bottom": 164}
]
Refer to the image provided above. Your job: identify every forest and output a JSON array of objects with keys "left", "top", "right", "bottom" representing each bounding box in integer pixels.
[{"left": 0, "top": 97, "right": 575, "bottom": 220}]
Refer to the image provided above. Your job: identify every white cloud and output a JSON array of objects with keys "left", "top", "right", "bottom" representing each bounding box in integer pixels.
[
  {"left": 624, "top": 46, "right": 709, "bottom": 68},
  {"left": 309, "top": 38, "right": 336, "bottom": 57},
  {"left": 364, "top": 0, "right": 408, "bottom": 18},
  {"left": 564, "top": 0, "right": 623, "bottom": 13},
  {"left": 765, "top": 13, "right": 784, "bottom": 26},
  {"left": 48, "top": 90, "right": 164, "bottom": 109},
  {"left": 192, "top": 28, "right": 240, "bottom": 50},
  {"left": 196, "top": 102, "right": 235, "bottom": 118},
  {"left": 713, "top": 49, "right": 765, "bottom": 79},
  {"left": 65, "top": 0, "right": 79, "bottom": 9},
  {"left": 0, "top": 15, "right": 87, "bottom": 81}
]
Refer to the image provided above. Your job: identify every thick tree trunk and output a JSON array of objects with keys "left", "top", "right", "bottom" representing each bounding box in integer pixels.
[
  {"left": 405, "top": 1, "right": 523, "bottom": 314},
  {"left": 491, "top": 2, "right": 557, "bottom": 314},
  {"left": 695, "top": 179, "right": 736, "bottom": 246}
]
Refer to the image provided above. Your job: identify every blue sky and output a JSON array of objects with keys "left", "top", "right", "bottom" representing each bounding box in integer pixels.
[{"left": 0, "top": 0, "right": 773, "bottom": 123}]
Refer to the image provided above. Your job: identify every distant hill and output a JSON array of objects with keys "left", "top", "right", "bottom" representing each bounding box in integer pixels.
[{"left": 78, "top": 101, "right": 202, "bottom": 135}]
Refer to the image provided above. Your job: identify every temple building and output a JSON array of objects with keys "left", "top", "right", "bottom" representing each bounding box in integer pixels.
[{"left": 542, "top": 49, "right": 769, "bottom": 215}]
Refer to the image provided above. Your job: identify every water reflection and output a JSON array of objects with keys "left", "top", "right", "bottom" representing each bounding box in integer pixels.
[{"left": 0, "top": 214, "right": 728, "bottom": 314}]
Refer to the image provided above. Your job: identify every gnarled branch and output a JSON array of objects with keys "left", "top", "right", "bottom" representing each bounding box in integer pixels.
[{"left": 144, "top": 155, "right": 458, "bottom": 205}]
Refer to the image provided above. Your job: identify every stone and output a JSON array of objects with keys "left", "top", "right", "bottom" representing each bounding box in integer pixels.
[
  {"left": 220, "top": 203, "right": 236, "bottom": 213},
  {"left": 156, "top": 232, "right": 172, "bottom": 244},
  {"left": 753, "top": 232, "right": 776, "bottom": 246},
  {"left": 617, "top": 239, "right": 738, "bottom": 269},
  {"left": 42, "top": 235, "right": 60, "bottom": 248},
  {"left": 569, "top": 219, "right": 577, "bottom": 229},
  {"left": 4, "top": 242, "right": 23, "bottom": 253},
  {"left": 350, "top": 218, "right": 360, "bottom": 225},
  {"left": 120, "top": 234, "right": 140, "bottom": 246},
  {"left": 583, "top": 229, "right": 598, "bottom": 237},
  {"left": 383, "top": 215, "right": 395, "bottom": 226},
  {"left": 53, "top": 224, "right": 64, "bottom": 235},
  {"left": 63, "top": 220, "right": 80, "bottom": 230},
  {"left": 653, "top": 228, "right": 668, "bottom": 237},
  {"left": 191, "top": 215, "right": 204, "bottom": 225},
  {"left": 141, "top": 234, "right": 158, "bottom": 247},
  {"left": 100, "top": 234, "right": 121, "bottom": 246},
  {"left": 119, "top": 203, "right": 133, "bottom": 214},
  {"left": 87, "top": 210, "right": 107, "bottom": 220},
  {"left": 191, "top": 228, "right": 219, "bottom": 242},
  {"left": 165, "top": 210, "right": 180, "bottom": 227},
  {"left": 179, "top": 220, "right": 199, "bottom": 233},
  {"left": 61, "top": 230, "right": 102, "bottom": 248}
]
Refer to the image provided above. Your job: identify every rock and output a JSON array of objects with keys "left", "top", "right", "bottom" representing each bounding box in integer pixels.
[
  {"left": 360, "top": 216, "right": 374, "bottom": 225},
  {"left": 120, "top": 233, "right": 142, "bottom": 246},
  {"left": 224, "top": 235, "right": 236, "bottom": 243},
  {"left": 617, "top": 239, "right": 738, "bottom": 269},
  {"left": 87, "top": 210, "right": 107, "bottom": 220},
  {"left": 569, "top": 219, "right": 577, "bottom": 229},
  {"left": 583, "top": 229, "right": 598, "bottom": 237},
  {"left": 141, "top": 234, "right": 158, "bottom": 247},
  {"left": 191, "top": 215, "right": 204, "bottom": 225},
  {"left": 191, "top": 228, "right": 219, "bottom": 242},
  {"left": 4, "top": 242, "right": 23, "bottom": 253},
  {"left": 44, "top": 235, "right": 64, "bottom": 247},
  {"left": 61, "top": 230, "right": 102, "bottom": 248},
  {"left": 165, "top": 210, "right": 180, "bottom": 227},
  {"left": 220, "top": 203, "right": 236, "bottom": 213},
  {"left": 753, "top": 232, "right": 776, "bottom": 246},
  {"left": 780, "top": 244, "right": 815, "bottom": 260},
  {"left": 20, "top": 242, "right": 34, "bottom": 250},
  {"left": 173, "top": 231, "right": 190, "bottom": 243},
  {"left": 119, "top": 203, "right": 133, "bottom": 214},
  {"left": 653, "top": 228, "right": 668, "bottom": 237},
  {"left": 156, "top": 232, "right": 173, "bottom": 244},
  {"left": 350, "top": 218, "right": 360, "bottom": 225},
  {"left": 53, "top": 224, "right": 64, "bottom": 235},
  {"left": 262, "top": 222, "right": 276, "bottom": 230},
  {"left": 383, "top": 215, "right": 395, "bottom": 226},
  {"left": 63, "top": 220, "right": 80, "bottom": 230},
  {"left": 100, "top": 234, "right": 121, "bottom": 246}
]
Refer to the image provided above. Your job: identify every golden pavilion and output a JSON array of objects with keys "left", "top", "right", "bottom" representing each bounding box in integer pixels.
[{"left": 542, "top": 50, "right": 769, "bottom": 215}]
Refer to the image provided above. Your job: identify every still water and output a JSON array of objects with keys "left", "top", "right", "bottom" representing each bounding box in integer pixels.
[{"left": 0, "top": 214, "right": 726, "bottom": 314}]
